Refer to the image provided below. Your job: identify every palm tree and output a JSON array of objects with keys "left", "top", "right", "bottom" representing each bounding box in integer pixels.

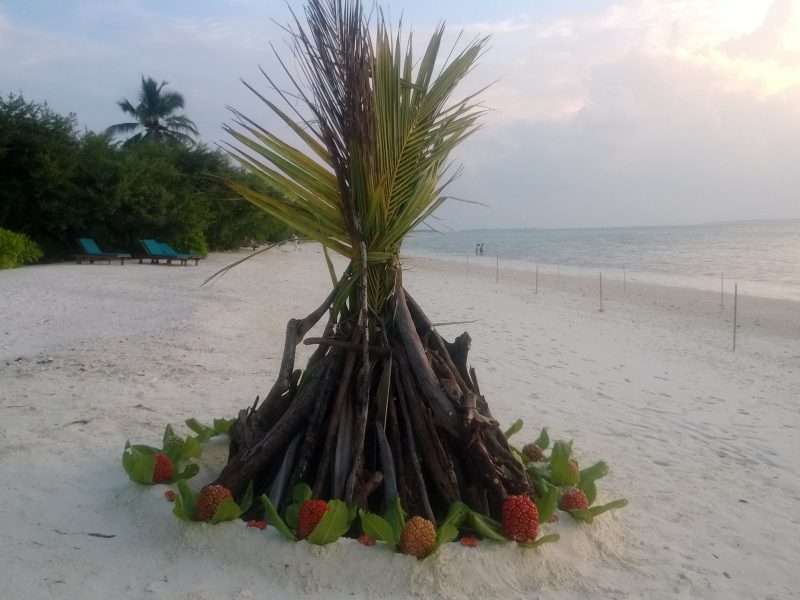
[
  {"left": 106, "top": 76, "right": 198, "bottom": 145},
  {"left": 211, "top": 0, "right": 533, "bottom": 526}
]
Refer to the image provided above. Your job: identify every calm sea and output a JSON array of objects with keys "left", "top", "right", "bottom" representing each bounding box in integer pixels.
[{"left": 402, "top": 220, "right": 800, "bottom": 301}]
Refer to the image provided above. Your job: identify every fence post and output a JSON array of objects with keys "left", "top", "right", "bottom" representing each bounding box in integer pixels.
[
  {"left": 599, "top": 273, "right": 604, "bottom": 312},
  {"left": 733, "top": 283, "right": 738, "bottom": 351},
  {"left": 623, "top": 264, "right": 626, "bottom": 293}
]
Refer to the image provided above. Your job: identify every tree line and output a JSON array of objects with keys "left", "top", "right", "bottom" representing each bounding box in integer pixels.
[{"left": 0, "top": 83, "right": 291, "bottom": 263}]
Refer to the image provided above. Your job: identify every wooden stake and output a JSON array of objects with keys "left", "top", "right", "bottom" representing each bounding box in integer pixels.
[
  {"left": 733, "top": 283, "right": 738, "bottom": 351},
  {"left": 599, "top": 272, "right": 604, "bottom": 312},
  {"left": 623, "top": 264, "right": 626, "bottom": 293}
]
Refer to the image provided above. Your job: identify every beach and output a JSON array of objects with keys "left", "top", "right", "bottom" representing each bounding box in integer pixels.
[{"left": 1, "top": 246, "right": 798, "bottom": 599}]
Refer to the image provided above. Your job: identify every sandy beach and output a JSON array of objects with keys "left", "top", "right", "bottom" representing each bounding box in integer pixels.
[{"left": 1, "top": 246, "right": 798, "bottom": 599}]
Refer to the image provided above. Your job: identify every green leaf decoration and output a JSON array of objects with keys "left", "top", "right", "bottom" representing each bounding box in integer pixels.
[
  {"left": 468, "top": 511, "right": 505, "bottom": 541},
  {"left": 122, "top": 442, "right": 155, "bottom": 485},
  {"left": 306, "top": 500, "right": 352, "bottom": 545},
  {"left": 213, "top": 418, "right": 232, "bottom": 435},
  {"left": 534, "top": 427, "right": 550, "bottom": 450},
  {"left": 285, "top": 503, "right": 300, "bottom": 530},
  {"left": 293, "top": 483, "right": 313, "bottom": 504},
  {"left": 176, "top": 463, "right": 200, "bottom": 481},
  {"left": 383, "top": 494, "right": 406, "bottom": 542},
  {"left": 519, "top": 533, "right": 560, "bottom": 549},
  {"left": 529, "top": 467, "right": 548, "bottom": 496},
  {"left": 210, "top": 498, "right": 241, "bottom": 524},
  {"left": 441, "top": 501, "right": 470, "bottom": 530},
  {"left": 239, "top": 481, "right": 254, "bottom": 514},
  {"left": 172, "top": 494, "right": 193, "bottom": 521},
  {"left": 430, "top": 522, "right": 459, "bottom": 555},
  {"left": 162, "top": 424, "right": 183, "bottom": 458},
  {"left": 185, "top": 418, "right": 215, "bottom": 443},
  {"left": 179, "top": 436, "right": 202, "bottom": 460},
  {"left": 359, "top": 511, "right": 396, "bottom": 550},
  {"left": 261, "top": 494, "right": 297, "bottom": 541},
  {"left": 570, "top": 499, "right": 628, "bottom": 523},
  {"left": 174, "top": 480, "right": 199, "bottom": 521},
  {"left": 550, "top": 441, "right": 578, "bottom": 486},
  {"left": 577, "top": 461, "right": 608, "bottom": 505},
  {"left": 503, "top": 418, "right": 523, "bottom": 439},
  {"left": 535, "top": 485, "right": 560, "bottom": 524}
]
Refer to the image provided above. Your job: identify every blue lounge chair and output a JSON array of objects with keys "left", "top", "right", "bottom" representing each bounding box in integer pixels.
[
  {"left": 159, "top": 242, "right": 204, "bottom": 266},
  {"left": 73, "top": 238, "right": 131, "bottom": 265},
  {"left": 138, "top": 239, "right": 202, "bottom": 266}
]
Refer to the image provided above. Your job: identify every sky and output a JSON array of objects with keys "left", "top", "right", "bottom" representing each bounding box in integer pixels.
[{"left": 2, "top": 0, "right": 799, "bottom": 230}]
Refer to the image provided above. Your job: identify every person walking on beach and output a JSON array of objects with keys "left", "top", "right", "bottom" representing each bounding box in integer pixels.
[
  {"left": 479, "top": 243, "right": 484, "bottom": 255},
  {"left": 475, "top": 243, "right": 480, "bottom": 255},
  {"left": 292, "top": 234, "right": 299, "bottom": 251}
]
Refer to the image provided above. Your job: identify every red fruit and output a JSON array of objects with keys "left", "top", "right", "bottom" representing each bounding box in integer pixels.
[
  {"left": 501, "top": 495, "right": 539, "bottom": 543},
  {"left": 399, "top": 516, "right": 436, "bottom": 558},
  {"left": 297, "top": 499, "right": 330, "bottom": 538},
  {"left": 247, "top": 520, "right": 267, "bottom": 530},
  {"left": 152, "top": 453, "right": 173, "bottom": 483},
  {"left": 559, "top": 488, "right": 589, "bottom": 511},
  {"left": 164, "top": 490, "right": 176, "bottom": 502},
  {"left": 358, "top": 534, "right": 375, "bottom": 546},
  {"left": 195, "top": 485, "right": 234, "bottom": 521},
  {"left": 460, "top": 536, "right": 479, "bottom": 548}
]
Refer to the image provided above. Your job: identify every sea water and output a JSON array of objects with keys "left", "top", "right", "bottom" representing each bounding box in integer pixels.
[{"left": 401, "top": 220, "right": 800, "bottom": 301}]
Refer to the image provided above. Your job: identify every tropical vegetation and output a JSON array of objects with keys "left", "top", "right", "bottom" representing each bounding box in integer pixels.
[
  {"left": 105, "top": 76, "right": 199, "bottom": 146},
  {"left": 0, "top": 93, "right": 291, "bottom": 261}
]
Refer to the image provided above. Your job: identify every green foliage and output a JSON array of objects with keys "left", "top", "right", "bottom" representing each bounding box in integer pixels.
[
  {"left": 503, "top": 418, "right": 523, "bottom": 439},
  {"left": 0, "top": 93, "right": 290, "bottom": 260},
  {"left": 569, "top": 499, "right": 629, "bottom": 524},
  {"left": 260, "top": 494, "right": 298, "bottom": 541},
  {"left": 359, "top": 511, "right": 397, "bottom": 550},
  {"left": 550, "top": 440, "right": 579, "bottom": 486},
  {"left": 0, "top": 228, "right": 43, "bottom": 268},
  {"left": 306, "top": 500, "right": 353, "bottom": 545}
]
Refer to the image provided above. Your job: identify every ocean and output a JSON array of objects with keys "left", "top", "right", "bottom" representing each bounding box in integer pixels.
[{"left": 401, "top": 220, "right": 800, "bottom": 301}]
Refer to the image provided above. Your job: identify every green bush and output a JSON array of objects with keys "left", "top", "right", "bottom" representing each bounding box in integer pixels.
[{"left": 0, "top": 228, "right": 43, "bottom": 269}]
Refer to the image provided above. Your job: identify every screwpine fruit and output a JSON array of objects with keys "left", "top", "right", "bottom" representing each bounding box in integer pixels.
[
  {"left": 195, "top": 484, "right": 233, "bottom": 521},
  {"left": 501, "top": 495, "right": 539, "bottom": 543},
  {"left": 400, "top": 516, "right": 436, "bottom": 558}
]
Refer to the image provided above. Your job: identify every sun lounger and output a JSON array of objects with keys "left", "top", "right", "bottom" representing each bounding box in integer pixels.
[
  {"left": 138, "top": 239, "right": 203, "bottom": 266},
  {"left": 73, "top": 238, "right": 131, "bottom": 265},
  {"left": 159, "top": 242, "right": 204, "bottom": 266}
]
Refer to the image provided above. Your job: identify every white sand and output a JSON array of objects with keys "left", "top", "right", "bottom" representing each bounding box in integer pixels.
[{"left": 1, "top": 246, "right": 798, "bottom": 599}]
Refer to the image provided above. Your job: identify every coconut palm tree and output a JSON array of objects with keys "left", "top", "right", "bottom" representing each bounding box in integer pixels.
[
  {"left": 106, "top": 76, "right": 198, "bottom": 146},
  {"left": 212, "top": 0, "right": 533, "bottom": 525}
]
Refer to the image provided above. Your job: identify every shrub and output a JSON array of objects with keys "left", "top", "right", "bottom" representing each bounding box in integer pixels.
[{"left": 0, "top": 228, "right": 43, "bottom": 269}]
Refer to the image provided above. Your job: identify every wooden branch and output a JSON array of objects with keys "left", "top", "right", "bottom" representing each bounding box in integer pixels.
[
  {"left": 268, "top": 432, "right": 302, "bottom": 508},
  {"left": 259, "top": 274, "right": 345, "bottom": 415},
  {"left": 392, "top": 290, "right": 461, "bottom": 437},
  {"left": 303, "top": 337, "right": 390, "bottom": 355},
  {"left": 374, "top": 421, "right": 397, "bottom": 509},
  {"left": 395, "top": 344, "right": 460, "bottom": 505},
  {"left": 214, "top": 348, "right": 345, "bottom": 495},
  {"left": 394, "top": 369, "right": 434, "bottom": 522},
  {"left": 312, "top": 341, "right": 358, "bottom": 497},
  {"left": 345, "top": 241, "right": 371, "bottom": 503}
]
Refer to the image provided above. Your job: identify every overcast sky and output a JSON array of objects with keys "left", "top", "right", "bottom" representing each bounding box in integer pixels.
[{"left": 2, "top": 0, "right": 799, "bottom": 229}]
